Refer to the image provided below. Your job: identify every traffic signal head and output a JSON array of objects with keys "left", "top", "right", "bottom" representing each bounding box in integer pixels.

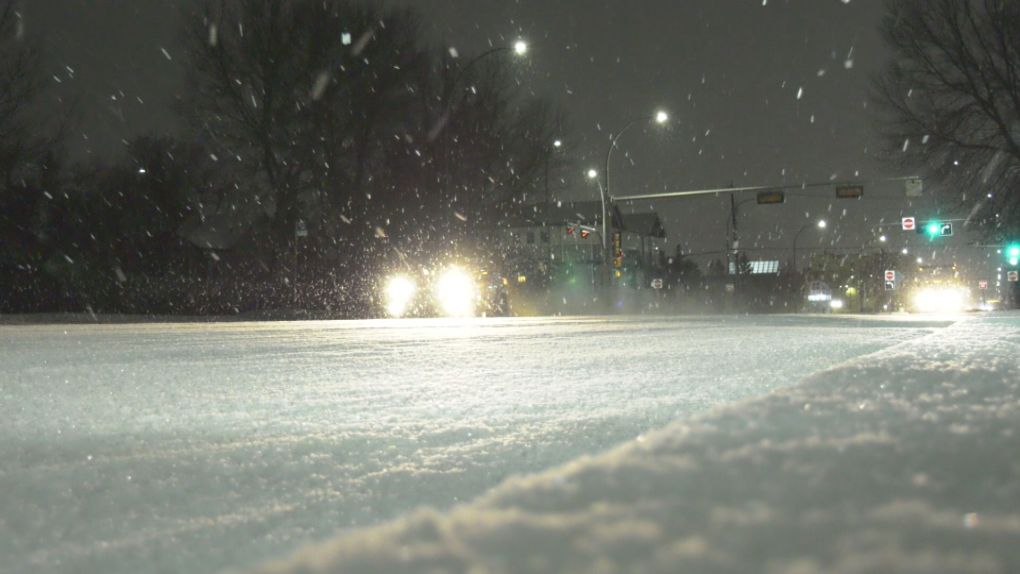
[
  {"left": 1007, "top": 243, "right": 1020, "bottom": 266},
  {"left": 566, "top": 226, "right": 574, "bottom": 235},
  {"left": 581, "top": 229, "right": 590, "bottom": 238},
  {"left": 918, "top": 220, "right": 952, "bottom": 237}
]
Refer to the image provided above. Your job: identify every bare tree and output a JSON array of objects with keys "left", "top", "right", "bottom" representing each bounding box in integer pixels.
[
  {"left": 871, "top": 0, "right": 1020, "bottom": 239},
  {"left": 0, "top": 0, "right": 46, "bottom": 190},
  {"left": 375, "top": 51, "right": 567, "bottom": 264},
  {"left": 1, "top": 0, "right": 76, "bottom": 275},
  {"left": 177, "top": 0, "right": 427, "bottom": 273}
]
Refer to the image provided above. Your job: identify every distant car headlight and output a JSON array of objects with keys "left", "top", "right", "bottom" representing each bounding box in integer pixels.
[
  {"left": 384, "top": 275, "right": 416, "bottom": 317},
  {"left": 913, "top": 287, "right": 964, "bottom": 313},
  {"left": 435, "top": 267, "right": 477, "bottom": 317}
]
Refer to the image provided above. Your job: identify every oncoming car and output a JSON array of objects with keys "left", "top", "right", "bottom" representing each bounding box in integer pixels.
[{"left": 381, "top": 265, "right": 510, "bottom": 318}]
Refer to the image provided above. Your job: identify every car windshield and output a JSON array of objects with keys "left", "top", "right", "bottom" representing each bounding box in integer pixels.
[{"left": 3, "top": 1, "right": 1019, "bottom": 573}]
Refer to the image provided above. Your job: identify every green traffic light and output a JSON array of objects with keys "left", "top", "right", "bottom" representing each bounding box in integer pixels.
[
  {"left": 1009, "top": 245, "right": 1020, "bottom": 258},
  {"left": 927, "top": 222, "right": 940, "bottom": 235}
]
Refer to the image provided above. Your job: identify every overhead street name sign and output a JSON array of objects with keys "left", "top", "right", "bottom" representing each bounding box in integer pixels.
[
  {"left": 757, "top": 190, "right": 785, "bottom": 204},
  {"left": 835, "top": 185, "right": 864, "bottom": 199},
  {"left": 902, "top": 217, "right": 916, "bottom": 231}
]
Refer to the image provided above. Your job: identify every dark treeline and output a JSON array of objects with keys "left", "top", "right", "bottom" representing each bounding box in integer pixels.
[{"left": 0, "top": 0, "right": 568, "bottom": 317}]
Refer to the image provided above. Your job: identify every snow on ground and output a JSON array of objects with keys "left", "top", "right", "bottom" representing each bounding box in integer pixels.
[
  {"left": 251, "top": 312, "right": 1020, "bottom": 574},
  {"left": 0, "top": 315, "right": 955, "bottom": 573}
]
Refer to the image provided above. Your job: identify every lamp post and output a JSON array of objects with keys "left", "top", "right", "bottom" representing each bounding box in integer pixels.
[
  {"left": 791, "top": 219, "right": 827, "bottom": 273},
  {"left": 586, "top": 169, "right": 608, "bottom": 261},
  {"left": 598, "top": 110, "right": 669, "bottom": 274},
  {"left": 440, "top": 40, "right": 528, "bottom": 246},
  {"left": 604, "top": 111, "right": 670, "bottom": 205},
  {"left": 726, "top": 196, "right": 758, "bottom": 274},
  {"left": 855, "top": 234, "right": 887, "bottom": 312},
  {"left": 450, "top": 41, "right": 528, "bottom": 96}
]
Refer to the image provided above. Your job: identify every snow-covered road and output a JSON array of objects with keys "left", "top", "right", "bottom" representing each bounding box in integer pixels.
[{"left": 0, "top": 315, "right": 952, "bottom": 574}]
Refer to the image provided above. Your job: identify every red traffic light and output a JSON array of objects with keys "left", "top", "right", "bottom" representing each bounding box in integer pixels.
[
  {"left": 581, "top": 230, "right": 590, "bottom": 238},
  {"left": 566, "top": 226, "right": 574, "bottom": 235}
]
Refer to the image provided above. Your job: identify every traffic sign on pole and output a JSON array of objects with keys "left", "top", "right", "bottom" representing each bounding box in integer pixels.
[
  {"left": 902, "top": 217, "right": 916, "bottom": 231},
  {"left": 885, "top": 270, "right": 896, "bottom": 282},
  {"left": 885, "top": 281, "right": 895, "bottom": 291},
  {"left": 1009, "top": 271, "right": 1019, "bottom": 282},
  {"left": 651, "top": 278, "right": 664, "bottom": 290},
  {"left": 979, "top": 281, "right": 988, "bottom": 290},
  {"left": 905, "top": 178, "right": 923, "bottom": 197}
]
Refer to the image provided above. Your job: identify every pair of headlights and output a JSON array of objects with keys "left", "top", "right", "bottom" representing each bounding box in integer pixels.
[
  {"left": 912, "top": 287, "right": 967, "bottom": 313},
  {"left": 384, "top": 267, "right": 479, "bottom": 317}
]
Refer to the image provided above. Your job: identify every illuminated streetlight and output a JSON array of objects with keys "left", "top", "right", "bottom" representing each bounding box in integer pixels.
[
  {"left": 587, "top": 168, "right": 608, "bottom": 259},
  {"left": 604, "top": 109, "right": 672, "bottom": 203},
  {"left": 792, "top": 220, "right": 827, "bottom": 273},
  {"left": 553, "top": 139, "right": 562, "bottom": 148},
  {"left": 514, "top": 40, "right": 528, "bottom": 55}
]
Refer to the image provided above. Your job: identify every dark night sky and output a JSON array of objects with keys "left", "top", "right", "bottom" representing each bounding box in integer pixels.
[{"left": 22, "top": 0, "right": 1006, "bottom": 288}]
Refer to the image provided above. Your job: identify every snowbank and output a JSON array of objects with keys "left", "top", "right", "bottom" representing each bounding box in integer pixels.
[{"left": 251, "top": 313, "right": 1020, "bottom": 574}]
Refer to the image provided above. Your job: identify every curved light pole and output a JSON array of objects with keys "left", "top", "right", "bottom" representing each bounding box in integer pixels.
[
  {"left": 439, "top": 41, "right": 528, "bottom": 237},
  {"left": 791, "top": 219, "right": 827, "bottom": 273},
  {"left": 604, "top": 110, "right": 670, "bottom": 204},
  {"left": 587, "top": 169, "right": 608, "bottom": 258},
  {"left": 598, "top": 110, "right": 669, "bottom": 277},
  {"left": 450, "top": 40, "right": 528, "bottom": 98}
]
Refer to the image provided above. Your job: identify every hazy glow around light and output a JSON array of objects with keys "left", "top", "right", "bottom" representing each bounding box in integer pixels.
[
  {"left": 587, "top": 169, "right": 598, "bottom": 179},
  {"left": 436, "top": 267, "right": 477, "bottom": 317},
  {"left": 818, "top": 220, "right": 827, "bottom": 229},
  {"left": 553, "top": 140, "right": 562, "bottom": 147},
  {"left": 655, "top": 111, "right": 669, "bottom": 124},
  {"left": 384, "top": 276, "right": 416, "bottom": 317},
  {"left": 913, "top": 287, "right": 965, "bottom": 314},
  {"left": 514, "top": 41, "right": 528, "bottom": 55}
]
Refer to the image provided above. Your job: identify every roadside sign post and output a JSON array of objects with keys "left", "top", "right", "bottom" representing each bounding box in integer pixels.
[
  {"left": 902, "top": 217, "right": 916, "bottom": 231},
  {"left": 1009, "top": 271, "right": 1019, "bottom": 282},
  {"left": 906, "top": 178, "right": 923, "bottom": 197},
  {"left": 651, "top": 278, "right": 663, "bottom": 290},
  {"left": 885, "top": 270, "right": 900, "bottom": 292}
]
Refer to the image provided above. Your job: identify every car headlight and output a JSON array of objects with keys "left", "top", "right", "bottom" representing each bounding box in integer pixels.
[
  {"left": 384, "top": 275, "right": 416, "bottom": 317},
  {"left": 435, "top": 267, "right": 477, "bottom": 317},
  {"left": 913, "top": 287, "right": 964, "bottom": 313}
]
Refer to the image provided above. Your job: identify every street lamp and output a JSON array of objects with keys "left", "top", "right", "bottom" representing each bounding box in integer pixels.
[
  {"left": 597, "top": 110, "right": 669, "bottom": 280},
  {"left": 604, "top": 110, "right": 670, "bottom": 205},
  {"left": 450, "top": 40, "right": 529, "bottom": 103},
  {"left": 587, "top": 169, "right": 608, "bottom": 260},
  {"left": 791, "top": 219, "right": 827, "bottom": 273}
]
